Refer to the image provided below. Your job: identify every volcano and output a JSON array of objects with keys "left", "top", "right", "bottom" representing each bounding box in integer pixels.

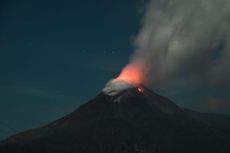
[{"left": 0, "top": 86, "right": 229, "bottom": 153}]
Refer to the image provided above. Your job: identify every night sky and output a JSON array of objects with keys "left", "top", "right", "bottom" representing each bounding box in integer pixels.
[{"left": 0, "top": 0, "right": 229, "bottom": 140}]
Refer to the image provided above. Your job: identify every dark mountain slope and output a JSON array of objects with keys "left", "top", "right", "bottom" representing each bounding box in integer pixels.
[
  {"left": 184, "top": 108, "right": 230, "bottom": 137},
  {"left": 0, "top": 87, "right": 229, "bottom": 153}
]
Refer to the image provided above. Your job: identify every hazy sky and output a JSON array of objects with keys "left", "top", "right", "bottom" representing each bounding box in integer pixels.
[
  {"left": 0, "top": 0, "right": 229, "bottom": 140},
  {"left": 0, "top": 0, "right": 142, "bottom": 140}
]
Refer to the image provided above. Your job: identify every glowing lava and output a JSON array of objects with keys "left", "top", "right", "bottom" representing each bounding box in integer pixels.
[
  {"left": 137, "top": 87, "right": 143, "bottom": 93},
  {"left": 103, "top": 61, "right": 146, "bottom": 96},
  {"left": 116, "top": 62, "right": 145, "bottom": 86}
]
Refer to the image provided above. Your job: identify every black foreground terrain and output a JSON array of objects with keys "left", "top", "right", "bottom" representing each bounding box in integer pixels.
[{"left": 0, "top": 87, "right": 229, "bottom": 153}]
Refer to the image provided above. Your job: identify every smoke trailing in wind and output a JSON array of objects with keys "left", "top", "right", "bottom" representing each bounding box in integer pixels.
[{"left": 130, "top": 0, "right": 230, "bottom": 86}]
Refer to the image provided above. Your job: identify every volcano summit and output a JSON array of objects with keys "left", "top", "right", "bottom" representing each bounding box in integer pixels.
[{"left": 0, "top": 86, "right": 229, "bottom": 153}]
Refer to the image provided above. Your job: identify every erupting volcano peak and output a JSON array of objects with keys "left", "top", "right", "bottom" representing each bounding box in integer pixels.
[
  {"left": 1, "top": 79, "right": 230, "bottom": 153},
  {"left": 103, "top": 62, "right": 146, "bottom": 96},
  {"left": 102, "top": 79, "right": 134, "bottom": 96},
  {"left": 137, "top": 87, "right": 144, "bottom": 93},
  {"left": 116, "top": 62, "right": 145, "bottom": 85}
]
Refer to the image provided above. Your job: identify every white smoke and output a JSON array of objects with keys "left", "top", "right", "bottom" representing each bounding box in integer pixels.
[
  {"left": 103, "top": 79, "right": 134, "bottom": 96},
  {"left": 132, "top": 0, "right": 230, "bottom": 86}
]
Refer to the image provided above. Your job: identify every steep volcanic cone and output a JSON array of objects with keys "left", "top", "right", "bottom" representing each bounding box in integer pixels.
[
  {"left": 103, "top": 61, "right": 147, "bottom": 96},
  {"left": 0, "top": 85, "right": 229, "bottom": 153}
]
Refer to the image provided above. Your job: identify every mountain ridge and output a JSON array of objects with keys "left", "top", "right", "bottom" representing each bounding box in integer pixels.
[{"left": 0, "top": 87, "right": 229, "bottom": 153}]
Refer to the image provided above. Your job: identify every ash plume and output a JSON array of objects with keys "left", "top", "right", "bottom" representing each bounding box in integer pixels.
[{"left": 132, "top": 0, "right": 230, "bottom": 87}]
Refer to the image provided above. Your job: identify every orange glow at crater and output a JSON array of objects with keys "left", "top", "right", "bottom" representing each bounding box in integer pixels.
[
  {"left": 116, "top": 62, "right": 145, "bottom": 86},
  {"left": 137, "top": 87, "right": 143, "bottom": 92}
]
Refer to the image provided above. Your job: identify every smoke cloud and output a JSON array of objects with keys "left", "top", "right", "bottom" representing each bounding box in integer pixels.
[{"left": 132, "top": 0, "right": 230, "bottom": 87}]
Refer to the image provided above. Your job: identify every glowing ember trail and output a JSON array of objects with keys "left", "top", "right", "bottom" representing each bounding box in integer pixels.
[{"left": 116, "top": 62, "right": 145, "bottom": 86}]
